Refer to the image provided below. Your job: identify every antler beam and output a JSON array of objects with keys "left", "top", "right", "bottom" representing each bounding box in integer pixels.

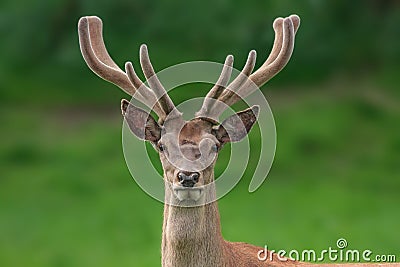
[
  {"left": 78, "top": 16, "right": 177, "bottom": 122},
  {"left": 196, "top": 15, "right": 300, "bottom": 121}
]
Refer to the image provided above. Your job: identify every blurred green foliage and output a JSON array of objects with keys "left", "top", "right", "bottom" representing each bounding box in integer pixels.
[
  {"left": 0, "top": 0, "right": 399, "bottom": 266},
  {"left": 1, "top": 0, "right": 400, "bottom": 103}
]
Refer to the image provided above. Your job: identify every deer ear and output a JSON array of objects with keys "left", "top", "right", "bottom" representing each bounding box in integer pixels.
[
  {"left": 213, "top": 105, "right": 259, "bottom": 144},
  {"left": 121, "top": 99, "right": 161, "bottom": 142}
]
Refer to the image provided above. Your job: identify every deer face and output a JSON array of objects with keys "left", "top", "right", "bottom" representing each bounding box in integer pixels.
[{"left": 121, "top": 99, "right": 258, "bottom": 204}]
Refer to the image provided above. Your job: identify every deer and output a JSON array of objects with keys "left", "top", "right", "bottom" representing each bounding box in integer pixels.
[{"left": 78, "top": 14, "right": 399, "bottom": 267}]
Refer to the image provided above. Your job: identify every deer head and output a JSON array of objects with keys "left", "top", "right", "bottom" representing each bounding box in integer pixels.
[{"left": 78, "top": 15, "right": 300, "bottom": 207}]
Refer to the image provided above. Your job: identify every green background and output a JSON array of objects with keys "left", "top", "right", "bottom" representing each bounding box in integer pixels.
[{"left": 1, "top": 0, "right": 399, "bottom": 266}]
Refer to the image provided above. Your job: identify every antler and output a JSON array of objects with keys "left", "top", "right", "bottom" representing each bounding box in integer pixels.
[
  {"left": 196, "top": 15, "right": 300, "bottom": 121},
  {"left": 78, "top": 16, "right": 177, "bottom": 122}
]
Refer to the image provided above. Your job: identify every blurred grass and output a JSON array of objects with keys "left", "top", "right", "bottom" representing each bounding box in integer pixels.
[{"left": 1, "top": 77, "right": 399, "bottom": 266}]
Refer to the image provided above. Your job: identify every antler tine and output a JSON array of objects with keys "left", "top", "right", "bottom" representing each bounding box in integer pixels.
[
  {"left": 211, "top": 50, "right": 257, "bottom": 111},
  {"left": 248, "top": 16, "right": 296, "bottom": 89},
  {"left": 290, "top": 14, "right": 301, "bottom": 34},
  {"left": 125, "top": 62, "right": 166, "bottom": 118},
  {"left": 78, "top": 16, "right": 137, "bottom": 96},
  {"left": 229, "top": 50, "right": 257, "bottom": 89},
  {"left": 196, "top": 55, "right": 234, "bottom": 118},
  {"left": 264, "top": 17, "right": 284, "bottom": 66},
  {"left": 206, "top": 55, "right": 234, "bottom": 101},
  {"left": 78, "top": 16, "right": 168, "bottom": 120},
  {"left": 139, "top": 44, "right": 177, "bottom": 117},
  {"left": 213, "top": 15, "right": 300, "bottom": 110},
  {"left": 264, "top": 15, "right": 300, "bottom": 67}
]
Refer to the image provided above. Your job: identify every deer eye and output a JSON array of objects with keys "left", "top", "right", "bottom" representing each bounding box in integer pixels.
[
  {"left": 211, "top": 144, "right": 219, "bottom": 152},
  {"left": 158, "top": 143, "right": 166, "bottom": 152}
]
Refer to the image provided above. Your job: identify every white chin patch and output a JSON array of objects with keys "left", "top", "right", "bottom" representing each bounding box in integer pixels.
[{"left": 173, "top": 187, "right": 203, "bottom": 201}]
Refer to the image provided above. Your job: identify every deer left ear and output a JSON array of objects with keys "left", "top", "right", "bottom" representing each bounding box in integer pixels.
[
  {"left": 213, "top": 105, "right": 259, "bottom": 144},
  {"left": 121, "top": 99, "right": 161, "bottom": 143}
]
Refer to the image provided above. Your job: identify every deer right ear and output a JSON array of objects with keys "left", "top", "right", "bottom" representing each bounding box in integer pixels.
[
  {"left": 213, "top": 105, "right": 259, "bottom": 144},
  {"left": 121, "top": 99, "right": 161, "bottom": 143}
]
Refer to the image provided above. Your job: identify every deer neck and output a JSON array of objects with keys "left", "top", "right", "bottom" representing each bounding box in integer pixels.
[{"left": 161, "top": 181, "right": 226, "bottom": 267}]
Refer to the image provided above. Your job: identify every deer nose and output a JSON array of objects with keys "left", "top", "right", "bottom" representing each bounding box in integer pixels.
[{"left": 177, "top": 171, "right": 200, "bottom": 188}]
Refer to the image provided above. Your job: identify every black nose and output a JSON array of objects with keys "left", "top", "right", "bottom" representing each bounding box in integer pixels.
[{"left": 177, "top": 171, "right": 200, "bottom": 188}]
